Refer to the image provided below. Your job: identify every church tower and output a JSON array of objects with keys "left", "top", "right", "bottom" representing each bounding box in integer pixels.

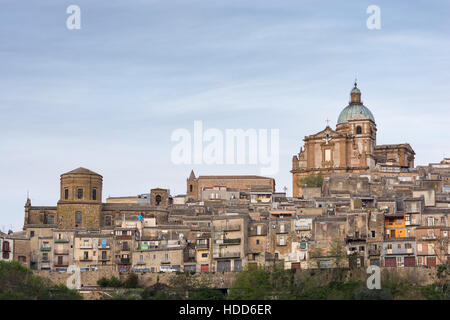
[
  {"left": 56, "top": 167, "right": 103, "bottom": 229},
  {"left": 336, "top": 82, "right": 377, "bottom": 169}
]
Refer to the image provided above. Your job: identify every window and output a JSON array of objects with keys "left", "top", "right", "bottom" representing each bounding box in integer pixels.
[
  {"left": 256, "top": 239, "right": 260, "bottom": 245},
  {"left": 356, "top": 126, "right": 362, "bottom": 134},
  {"left": 405, "top": 243, "right": 412, "bottom": 249},
  {"left": 189, "top": 185, "right": 193, "bottom": 192},
  {"left": 64, "top": 188, "right": 69, "bottom": 200},
  {"left": 427, "top": 217, "right": 435, "bottom": 226},
  {"left": 92, "top": 188, "right": 97, "bottom": 201},
  {"left": 256, "top": 225, "right": 262, "bottom": 235},
  {"left": 201, "top": 253, "right": 208, "bottom": 258},
  {"left": 371, "top": 230, "right": 376, "bottom": 238},
  {"left": 397, "top": 243, "right": 402, "bottom": 249},
  {"left": 324, "top": 149, "right": 331, "bottom": 162},
  {"left": 84, "top": 251, "right": 89, "bottom": 260},
  {"left": 155, "top": 195, "right": 162, "bottom": 206},
  {"left": 77, "top": 188, "right": 83, "bottom": 200},
  {"left": 48, "top": 215, "right": 54, "bottom": 224},
  {"left": 105, "top": 215, "right": 112, "bottom": 226},
  {"left": 42, "top": 252, "right": 48, "bottom": 261},
  {"left": 417, "top": 244, "right": 422, "bottom": 252},
  {"left": 387, "top": 244, "right": 392, "bottom": 250},
  {"left": 75, "top": 211, "right": 82, "bottom": 225},
  {"left": 30, "top": 231, "right": 35, "bottom": 238}
]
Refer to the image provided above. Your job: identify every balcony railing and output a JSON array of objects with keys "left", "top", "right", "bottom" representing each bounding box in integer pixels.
[
  {"left": 54, "top": 239, "right": 69, "bottom": 243},
  {"left": 160, "top": 260, "right": 171, "bottom": 264},
  {"left": 214, "top": 252, "right": 240, "bottom": 259},
  {"left": 196, "top": 243, "right": 209, "bottom": 249},
  {"left": 223, "top": 238, "right": 241, "bottom": 245},
  {"left": 135, "top": 261, "right": 146, "bottom": 265},
  {"left": 40, "top": 247, "right": 52, "bottom": 251},
  {"left": 54, "top": 263, "right": 69, "bottom": 267},
  {"left": 422, "top": 236, "right": 437, "bottom": 240},
  {"left": 368, "top": 249, "right": 381, "bottom": 255},
  {"left": 98, "top": 245, "right": 111, "bottom": 249},
  {"left": 54, "top": 250, "right": 69, "bottom": 255},
  {"left": 295, "top": 225, "right": 312, "bottom": 231},
  {"left": 119, "top": 258, "right": 130, "bottom": 264},
  {"left": 79, "top": 245, "right": 93, "bottom": 249},
  {"left": 214, "top": 225, "right": 241, "bottom": 232}
]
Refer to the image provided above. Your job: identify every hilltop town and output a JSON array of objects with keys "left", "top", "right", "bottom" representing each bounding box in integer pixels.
[{"left": 1, "top": 84, "right": 449, "bottom": 274}]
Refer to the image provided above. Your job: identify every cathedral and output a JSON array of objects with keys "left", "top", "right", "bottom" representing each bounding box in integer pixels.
[{"left": 291, "top": 82, "right": 415, "bottom": 197}]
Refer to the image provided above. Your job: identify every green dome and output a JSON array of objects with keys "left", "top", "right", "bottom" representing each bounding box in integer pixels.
[{"left": 337, "top": 103, "right": 375, "bottom": 125}]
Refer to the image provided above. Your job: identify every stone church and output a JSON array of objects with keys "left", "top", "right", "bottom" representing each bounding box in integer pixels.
[{"left": 291, "top": 82, "right": 415, "bottom": 197}]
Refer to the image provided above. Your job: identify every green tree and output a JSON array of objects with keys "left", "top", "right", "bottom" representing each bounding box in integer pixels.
[
  {"left": 297, "top": 173, "right": 324, "bottom": 188},
  {"left": 124, "top": 273, "right": 139, "bottom": 288},
  {"left": 227, "top": 267, "right": 272, "bottom": 300},
  {"left": 0, "top": 260, "right": 81, "bottom": 300}
]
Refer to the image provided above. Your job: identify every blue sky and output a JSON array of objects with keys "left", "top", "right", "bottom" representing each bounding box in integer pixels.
[{"left": 0, "top": 0, "right": 449, "bottom": 231}]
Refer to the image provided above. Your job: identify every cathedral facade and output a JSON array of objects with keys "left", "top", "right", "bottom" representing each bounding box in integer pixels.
[{"left": 291, "top": 83, "right": 415, "bottom": 197}]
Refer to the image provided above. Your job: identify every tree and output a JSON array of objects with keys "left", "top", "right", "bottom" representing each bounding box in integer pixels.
[
  {"left": 227, "top": 267, "right": 272, "bottom": 300},
  {"left": 0, "top": 260, "right": 81, "bottom": 300},
  {"left": 297, "top": 173, "right": 324, "bottom": 188},
  {"left": 124, "top": 273, "right": 139, "bottom": 288}
]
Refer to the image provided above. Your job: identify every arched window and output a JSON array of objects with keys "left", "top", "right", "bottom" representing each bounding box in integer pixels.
[
  {"left": 105, "top": 215, "right": 112, "bottom": 226},
  {"left": 92, "top": 188, "right": 97, "bottom": 200},
  {"left": 77, "top": 188, "right": 83, "bottom": 200},
  {"left": 189, "top": 184, "right": 193, "bottom": 192},
  {"left": 356, "top": 126, "right": 362, "bottom": 134},
  {"left": 155, "top": 195, "right": 162, "bottom": 206},
  {"left": 75, "top": 211, "right": 82, "bottom": 225}
]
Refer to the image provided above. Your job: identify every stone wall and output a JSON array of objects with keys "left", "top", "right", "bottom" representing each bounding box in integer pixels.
[{"left": 34, "top": 266, "right": 438, "bottom": 290}]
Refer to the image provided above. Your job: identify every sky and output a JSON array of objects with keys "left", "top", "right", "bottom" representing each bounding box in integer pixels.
[{"left": 0, "top": 0, "right": 449, "bottom": 231}]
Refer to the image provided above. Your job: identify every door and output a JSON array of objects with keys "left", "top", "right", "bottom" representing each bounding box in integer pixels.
[
  {"left": 291, "top": 262, "right": 301, "bottom": 269},
  {"left": 427, "top": 256, "right": 436, "bottom": 267},
  {"left": 58, "top": 256, "right": 63, "bottom": 266},
  {"left": 404, "top": 256, "right": 416, "bottom": 267},
  {"left": 200, "top": 264, "right": 209, "bottom": 273},
  {"left": 384, "top": 257, "right": 397, "bottom": 267},
  {"left": 217, "top": 260, "right": 231, "bottom": 272}
]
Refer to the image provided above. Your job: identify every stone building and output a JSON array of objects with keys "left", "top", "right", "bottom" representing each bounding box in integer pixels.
[
  {"left": 291, "top": 83, "right": 415, "bottom": 197},
  {"left": 186, "top": 170, "right": 275, "bottom": 201}
]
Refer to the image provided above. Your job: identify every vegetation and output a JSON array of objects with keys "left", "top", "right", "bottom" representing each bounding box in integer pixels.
[
  {"left": 297, "top": 173, "right": 324, "bottom": 188},
  {"left": 227, "top": 265, "right": 449, "bottom": 300},
  {"left": 0, "top": 260, "right": 81, "bottom": 300},
  {"left": 97, "top": 276, "right": 123, "bottom": 287}
]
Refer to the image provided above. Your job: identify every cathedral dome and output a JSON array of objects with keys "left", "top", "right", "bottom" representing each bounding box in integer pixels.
[{"left": 337, "top": 83, "right": 375, "bottom": 125}]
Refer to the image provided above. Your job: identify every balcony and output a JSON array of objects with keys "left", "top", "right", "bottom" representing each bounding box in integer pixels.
[
  {"left": 54, "top": 250, "right": 69, "bottom": 255},
  {"left": 422, "top": 236, "right": 437, "bottom": 241},
  {"left": 215, "top": 225, "right": 241, "bottom": 232},
  {"left": 79, "top": 245, "right": 93, "bottom": 249},
  {"left": 119, "top": 258, "right": 130, "bottom": 264},
  {"left": 54, "top": 263, "right": 69, "bottom": 267},
  {"left": 196, "top": 243, "right": 209, "bottom": 249},
  {"left": 295, "top": 225, "right": 312, "bottom": 231},
  {"left": 214, "top": 252, "right": 240, "bottom": 259},
  {"left": 222, "top": 238, "right": 241, "bottom": 245},
  {"left": 40, "top": 246, "right": 52, "bottom": 251},
  {"left": 160, "top": 260, "right": 171, "bottom": 264},
  {"left": 80, "top": 258, "right": 93, "bottom": 262},
  {"left": 369, "top": 248, "right": 381, "bottom": 256},
  {"left": 98, "top": 245, "right": 111, "bottom": 249},
  {"left": 135, "top": 261, "right": 146, "bottom": 265},
  {"left": 248, "top": 230, "right": 267, "bottom": 236},
  {"left": 54, "top": 239, "right": 69, "bottom": 243}
]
